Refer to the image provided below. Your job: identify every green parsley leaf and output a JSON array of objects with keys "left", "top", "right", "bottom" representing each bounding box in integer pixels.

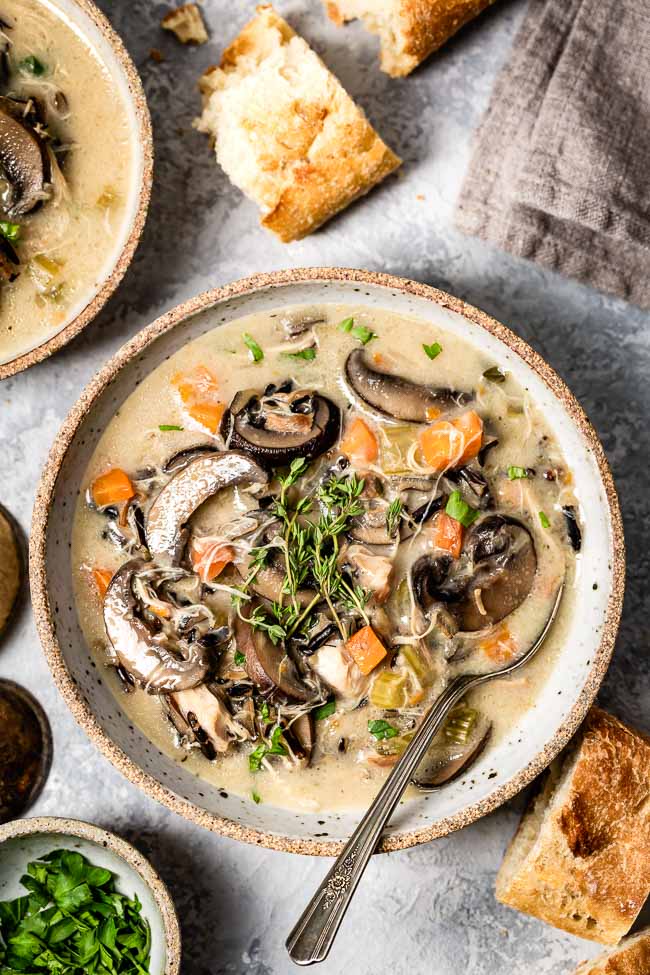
[
  {"left": 19, "top": 55, "right": 45, "bottom": 76},
  {"left": 243, "top": 332, "right": 264, "bottom": 362},
  {"left": 282, "top": 347, "right": 317, "bottom": 361},
  {"left": 269, "top": 725, "right": 287, "bottom": 755},
  {"left": 252, "top": 790, "right": 262, "bottom": 804},
  {"left": 507, "top": 465, "right": 528, "bottom": 480},
  {"left": 351, "top": 324, "right": 376, "bottom": 345},
  {"left": 234, "top": 649, "right": 246, "bottom": 666},
  {"left": 0, "top": 221, "right": 20, "bottom": 242},
  {"left": 368, "top": 719, "right": 399, "bottom": 741},
  {"left": 158, "top": 424, "right": 183, "bottom": 431},
  {"left": 314, "top": 699, "right": 336, "bottom": 720},
  {"left": 539, "top": 510, "right": 551, "bottom": 529},
  {"left": 423, "top": 341, "right": 442, "bottom": 360},
  {"left": 483, "top": 366, "right": 506, "bottom": 384},
  {"left": 249, "top": 743, "right": 266, "bottom": 772},
  {"left": 259, "top": 700, "right": 270, "bottom": 720},
  {"left": 445, "top": 489, "right": 479, "bottom": 528},
  {"left": 338, "top": 316, "right": 354, "bottom": 333}
]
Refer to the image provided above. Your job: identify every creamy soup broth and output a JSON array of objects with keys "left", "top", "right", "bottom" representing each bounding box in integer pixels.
[
  {"left": 72, "top": 305, "right": 580, "bottom": 812},
  {"left": 0, "top": 0, "right": 134, "bottom": 364}
]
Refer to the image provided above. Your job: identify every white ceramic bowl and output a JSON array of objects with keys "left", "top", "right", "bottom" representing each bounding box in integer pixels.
[
  {"left": 0, "top": 0, "right": 153, "bottom": 379},
  {"left": 0, "top": 817, "right": 181, "bottom": 974},
  {"left": 30, "top": 269, "right": 625, "bottom": 855}
]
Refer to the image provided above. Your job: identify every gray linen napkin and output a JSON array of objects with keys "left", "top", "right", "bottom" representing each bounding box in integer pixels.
[{"left": 456, "top": 0, "right": 650, "bottom": 307}]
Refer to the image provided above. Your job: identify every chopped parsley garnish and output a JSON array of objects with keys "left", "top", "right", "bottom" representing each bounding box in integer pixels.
[
  {"left": 507, "top": 465, "right": 528, "bottom": 480},
  {"left": 282, "top": 347, "right": 317, "bottom": 361},
  {"left": 19, "top": 55, "right": 45, "bottom": 76},
  {"left": 252, "top": 790, "right": 262, "bottom": 804},
  {"left": 158, "top": 424, "right": 183, "bottom": 431},
  {"left": 248, "top": 744, "right": 266, "bottom": 772},
  {"left": 423, "top": 341, "right": 442, "bottom": 360},
  {"left": 234, "top": 649, "right": 246, "bottom": 666},
  {"left": 445, "top": 490, "right": 479, "bottom": 527},
  {"left": 0, "top": 848, "right": 151, "bottom": 975},
  {"left": 351, "top": 324, "right": 376, "bottom": 345},
  {"left": 249, "top": 726, "right": 287, "bottom": 772},
  {"left": 386, "top": 497, "right": 403, "bottom": 536},
  {"left": 539, "top": 510, "right": 551, "bottom": 529},
  {"left": 314, "top": 699, "right": 336, "bottom": 720},
  {"left": 368, "top": 719, "right": 399, "bottom": 741},
  {"left": 483, "top": 366, "right": 506, "bottom": 384},
  {"left": 0, "top": 221, "right": 20, "bottom": 242},
  {"left": 243, "top": 332, "right": 264, "bottom": 362},
  {"left": 338, "top": 317, "right": 354, "bottom": 333}
]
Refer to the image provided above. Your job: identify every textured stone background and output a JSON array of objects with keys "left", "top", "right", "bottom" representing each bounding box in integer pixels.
[{"left": 2, "top": 1, "right": 649, "bottom": 973}]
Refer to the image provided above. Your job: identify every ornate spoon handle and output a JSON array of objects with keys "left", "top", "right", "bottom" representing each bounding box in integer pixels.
[{"left": 286, "top": 673, "right": 474, "bottom": 966}]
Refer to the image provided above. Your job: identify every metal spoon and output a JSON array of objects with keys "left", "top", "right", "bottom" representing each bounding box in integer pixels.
[{"left": 286, "top": 583, "right": 564, "bottom": 966}]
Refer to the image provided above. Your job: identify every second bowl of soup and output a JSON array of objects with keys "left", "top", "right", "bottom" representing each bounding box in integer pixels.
[{"left": 30, "top": 268, "right": 624, "bottom": 854}]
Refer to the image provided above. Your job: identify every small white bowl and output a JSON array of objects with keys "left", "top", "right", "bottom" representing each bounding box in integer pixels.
[
  {"left": 0, "top": 817, "right": 181, "bottom": 975},
  {"left": 0, "top": 0, "right": 153, "bottom": 380}
]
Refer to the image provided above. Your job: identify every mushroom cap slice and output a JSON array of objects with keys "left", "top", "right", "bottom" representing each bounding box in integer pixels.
[
  {"left": 220, "top": 392, "right": 340, "bottom": 470},
  {"left": 167, "top": 684, "right": 249, "bottom": 758},
  {"left": 0, "top": 504, "right": 22, "bottom": 639},
  {"left": 345, "top": 348, "right": 471, "bottom": 422},
  {"left": 103, "top": 559, "right": 210, "bottom": 693},
  {"left": 234, "top": 601, "right": 313, "bottom": 701},
  {"left": 0, "top": 97, "right": 47, "bottom": 217},
  {"left": 236, "top": 555, "right": 317, "bottom": 609},
  {"left": 146, "top": 450, "right": 268, "bottom": 563}
]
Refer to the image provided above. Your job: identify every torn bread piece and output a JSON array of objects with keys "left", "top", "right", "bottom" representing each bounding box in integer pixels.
[
  {"left": 195, "top": 4, "right": 400, "bottom": 242},
  {"left": 325, "top": 0, "right": 497, "bottom": 77},
  {"left": 496, "top": 708, "right": 650, "bottom": 945},
  {"left": 162, "top": 4, "right": 208, "bottom": 45},
  {"left": 572, "top": 929, "right": 650, "bottom": 975}
]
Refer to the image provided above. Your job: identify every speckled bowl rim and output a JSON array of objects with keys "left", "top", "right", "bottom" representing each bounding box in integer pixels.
[
  {"left": 0, "top": 816, "right": 181, "bottom": 974},
  {"left": 29, "top": 267, "right": 625, "bottom": 857},
  {"left": 0, "top": 0, "right": 153, "bottom": 381}
]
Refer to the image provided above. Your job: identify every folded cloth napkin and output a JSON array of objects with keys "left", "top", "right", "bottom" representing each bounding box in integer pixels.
[{"left": 456, "top": 0, "right": 650, "bottom": 308}]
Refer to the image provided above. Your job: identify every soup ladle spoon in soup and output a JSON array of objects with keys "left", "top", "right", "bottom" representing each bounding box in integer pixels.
[{"left": 286, "top": 583, "right": 564, "bottom": 966}]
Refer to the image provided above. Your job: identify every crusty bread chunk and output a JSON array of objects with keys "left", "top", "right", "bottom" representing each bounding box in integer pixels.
[
  {"left": 195, "top": 4, "right": 400, "bottom": 242},
  {"left": 325, "top": 0, "right": 496, "bottom": 77},
  {"left": 161, "top": 4, "right": 208, "bottom": 44},
  {"left": 572, "top": 929, "right": 650, "bottom": 975},
  {"left": 496, "top": 708, "right": 650, "bottom": 945}
]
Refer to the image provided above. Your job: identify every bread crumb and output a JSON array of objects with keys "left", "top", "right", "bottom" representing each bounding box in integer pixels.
[{"left": 161, "top": 3, "right": 209, "bottom": 45}]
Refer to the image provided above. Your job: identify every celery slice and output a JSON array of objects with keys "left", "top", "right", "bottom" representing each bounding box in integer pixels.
[{"left": 370, "top": 671, "right": 407, "bottom": 709}]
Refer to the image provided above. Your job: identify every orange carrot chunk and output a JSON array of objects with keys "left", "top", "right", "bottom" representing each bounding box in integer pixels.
[
  {"left": 91, "top": 567, "right": 113, "bottom": 598},
  {"left": 172, "top": 365, "right": 224, "bottom": 434},
  {"left": 480, "top": 624, "right": 517, "bottom": 663},
  {"left": 346, "top": 625, "right": 387, "bottom": 675},
  {"left": 91, "top": 468, "right": 135, "bottom": 508},
  {"left": 418, "top": 410, "right": 483, "bottom": 471},
  {"left": 340, "top": 417, "right": 379, "bottom": 467},
  {"left": 433, "top": 511, "right": 464, "bottom": 558},
  {"left": 190, "top": 538, "right": 235, "bottom": 583}
]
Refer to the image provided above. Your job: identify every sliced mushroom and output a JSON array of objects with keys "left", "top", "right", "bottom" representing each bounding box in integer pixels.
[
  {"left": 166, "top": 684, "right": 249, "bottom": 759},
  {"left": 146, "top": 451, "right": 268, "bottom": 563},
  {"left": 237, "top": 553, "right": 317, "bottom": 609},
  {"left": 344, "top": 349, "right": 470, "bottom": 422},
  {"left": 285, "top": 712, "right": 315, "bottom": 766},
  {"left": 411, "top": 515, "right": 537, "bottom": 632},
  {"left": 234, "top": 601, "right": 313, "bottom": 701},
  {"left": 349, "top": 498, "right": 395, "bottom": 544},
  {"left": 0, "top": 96, "right": 48, "bottom": 217},
  {"left": 220, "top": 387, "right": 340, "bottom": 470},
  {"left": 162, "top": 443, "right": 220, "bottom": 475},
  {"left": 103, "top": 559, "right": 210, "bottom": 693}
]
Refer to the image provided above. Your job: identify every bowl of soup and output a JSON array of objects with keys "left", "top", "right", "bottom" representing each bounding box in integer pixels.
[
  {"left": 0, "top": 0, "right": 152, "bottom": 379},
  {"left": 30, "top": 268, "right": 624, "bottom": 854}
]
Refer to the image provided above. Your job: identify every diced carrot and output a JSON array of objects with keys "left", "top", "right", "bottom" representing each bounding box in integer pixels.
[
  {"left": 418, "top": 410, "right": 483, "bottom": 471},
  {"left": 172, "top": 365, "right": 224, "bottom": 434},
  {"left": 480, "top": 624, "right": 517, "bottom": 663},
  {"left": 190, "top": 537, "right": 235, "bottom": 583},
  {"left": 345, "top": 625, "right": 387, "bottom": 675},
  {"left": 433, "top": 511, "right": 464, "bottom": 558},
  {"left": 149, "top": 604, "right": 171, "bottom": 619},
  {"left": 91, "top": 567, "right": 113, "bottom": 598},
  {"left": 425, "top": 406, "right": 441, "bottom": 421},
  {"left": 340, "top": 417, "right": 379, "bottom": 466},
  {"left": 91, "top": 468, "right": 135, "bottom": 508}
]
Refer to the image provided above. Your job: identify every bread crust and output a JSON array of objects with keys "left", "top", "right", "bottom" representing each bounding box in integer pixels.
[
  {"left": 326, "top": 0, "right": 497, "bottom": 76},
  {"left": 573, "top": 929, "right": 650, "bottom": 975},
  {"left": 196, "top": 4, "right": 400, "bottom": 242},
  {"left": 496, "top": 708, "right": 650, "bottom": 945}
]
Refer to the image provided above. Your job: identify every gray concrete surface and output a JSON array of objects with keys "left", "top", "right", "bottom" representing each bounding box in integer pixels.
[{"left": 2, "top": 1, "right": 649, "bottom": 972}]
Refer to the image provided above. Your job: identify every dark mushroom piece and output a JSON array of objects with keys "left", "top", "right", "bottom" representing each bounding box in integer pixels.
[
  {"left": 0, "top": 96, "right": 48, "bottom": 217},
  {"left": 145, "top": 450, "right": 268, "bottom": 563},
  {"left": 563, "top": 505, "right": 582, "bottom": 552},
  {"left": 237, "top": 552, "right": 317, "bottom": 609},
  {"left": 166, "top": 684, "right": 250, "bottom": 759},
  {"left": 412, "top": 515, "right": 538, "bottom": 632},
  {"left": 344, "top": 348, "right": 471, "bottom": 422},
  {"left": 445, "top": 467, "right": 492, "bottom": 510},
  {"left": 234, "top": 600, "right": 313, "bottom": 702},
  {"left": 103, "top": 559, "right": 210, "bottom": 693},
  {"left": 285, "top": 712, "right": 315, "bottom": 767},
  {"left": 220, "top": 387, "right": 340, "bottom": 470},
  {"left": 162, "top": 443, "right": 221, "bottom": 475}
]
